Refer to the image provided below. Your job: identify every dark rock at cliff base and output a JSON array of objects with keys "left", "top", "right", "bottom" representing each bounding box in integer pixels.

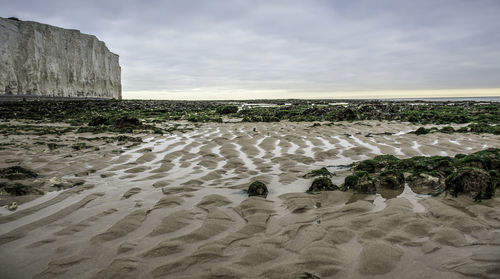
[
  {"left": 88, "top": 116, "right": 110, "bottom": 126},
  {"left": 112, "top": 116, "right": 143, "bottom": 133}
]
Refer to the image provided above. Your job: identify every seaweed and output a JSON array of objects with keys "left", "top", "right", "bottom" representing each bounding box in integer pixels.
[
  {"left": 344, "top": 171, "right": 377, "bottom": 194},
  {"left": 303, "top": 167, "right": 333, "bottom": 178},
  {"left": 0, "top": 182, "right": 43, "bottom": 196},
  {"left": 215, "top": 105, "right": 238, "bottom": 114},
  {"left": 343, "top": 148, "right": 500, "bottom": 201},
  {"left": 247, "top": 181, "right": 268, "bottom": 197},
  {"left": 445, "top": 167, "right": 496, "bottom": 201},
  {"left": 0, "top": 166, "right": 38, "bottom": 180},
  {"left": 0, "top": 99, "right": 499, "bottom": 125},
  {"left": 307, "top": 177, "right": 338, "bottom": 192}
]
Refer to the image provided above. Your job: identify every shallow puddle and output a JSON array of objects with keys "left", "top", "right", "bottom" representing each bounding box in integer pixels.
[{"left": 397, "top": 183, "right": 430, "bottom": 213}]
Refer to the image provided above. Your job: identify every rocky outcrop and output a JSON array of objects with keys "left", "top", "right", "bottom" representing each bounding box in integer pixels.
[{"left": 0, "top": 17, "right": 121, "bottom": 99}]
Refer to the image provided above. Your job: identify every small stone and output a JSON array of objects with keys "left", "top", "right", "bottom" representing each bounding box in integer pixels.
[{"left": 8, "top": 202, "right": 18, "bottom": 211}]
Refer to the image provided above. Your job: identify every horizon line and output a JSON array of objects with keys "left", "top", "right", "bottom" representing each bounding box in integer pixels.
[{"left": 122, "top": 88, "right": 500, "bottom": 101}]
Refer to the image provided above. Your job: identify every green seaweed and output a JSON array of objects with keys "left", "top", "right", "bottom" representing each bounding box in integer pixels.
[
  {"left": 248, "top": 181, "right": 268, "bottom": 197},
  {"left": 303, "top": 167, "right": 332, "bottom": 178},
  {"left": 307, "top": 177, "right": 338, "bottom": 192},
  {"left": 0, "top": 166, "right": 38, "bottom": 180},
  {"left": 445, "top": 167, "right": 497, "bottom": 201},
  {"left": 344, "top": 148, "right": 500, "bottom": 201},
  {"left": 215, "top": 105, "right": 238, "bottom": 114},
  {"left": 0, "top": 182, "right": 44, "bottom": 196}
]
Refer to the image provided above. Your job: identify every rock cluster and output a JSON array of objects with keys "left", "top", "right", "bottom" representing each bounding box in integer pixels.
[{"left": 344, "top": 149, "right": 500, "bottom": 201}]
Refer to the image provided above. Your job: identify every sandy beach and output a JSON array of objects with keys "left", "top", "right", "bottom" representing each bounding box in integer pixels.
[{"left": 1, "top": 120, "right": 499, "bottom": 279}]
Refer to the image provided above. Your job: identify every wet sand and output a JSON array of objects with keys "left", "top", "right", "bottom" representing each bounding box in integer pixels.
[{"left": 0, "top": 121, "right": 499, "bottom": 278}]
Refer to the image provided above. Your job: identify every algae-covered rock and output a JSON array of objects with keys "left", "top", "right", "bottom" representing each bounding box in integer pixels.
[
  {"left": 354, "top": 155, "right": 400, "bottom": 173},
  {"left": 439, "top": 126, "right": 455, "bottom": 133},
  {"left": 248, "top": 181, "right": 268, "bottom": 197},
  {"left": 456, "top": 148, "right": 500, "bottom": 172},
  {"left": 216, "top": 105, "right": 238, "bottom": 114},
  {"left": 300, "top": 272, "right": 321, "bottom": 279},
  {"left": 0, "top": 182, "right": 44, "bottom": 196},
  {"left": 307, "top": 177, "right": 338, "bottom": 192},
  {"left": 344, "top": 148, "right": 500, "bottom": 200},
  {"left": 414, "top": 127, "right": 430, "bottom": 135},
  {"left": 0, "top": 166, "right": 38, "bottom": 180},
  {"left": 344, "top": 171, "right": 377, "bottom": 194},
  {"left": 114, "top": 116, "right": 142, "bottom": 129},
  {"left": 408, "top": 173, "right": 443, "bottom": 195},
  {"left": 377, "top": 170, "right": 405, "bottom": 190},
  {"left": 303, "top": 167, "right": 333, "bottom": 178},
  {"left": 445, "top": 167, "right": 497, "bottom": 201},
  {"left": 88, "top": 116, "right": 110, "bottom": 126},
  {"left": 354, "top": 160, "right": 378, "bottom": 173}
]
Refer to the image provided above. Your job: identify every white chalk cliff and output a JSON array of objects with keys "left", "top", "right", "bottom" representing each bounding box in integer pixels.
[{"left": 0, "top": 17, "right": 121, "bottom": 99}]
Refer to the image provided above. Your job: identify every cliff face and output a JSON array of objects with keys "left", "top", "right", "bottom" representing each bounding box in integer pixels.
[{"left": 0, "top": 17, "right": 121, "bottom": 99}]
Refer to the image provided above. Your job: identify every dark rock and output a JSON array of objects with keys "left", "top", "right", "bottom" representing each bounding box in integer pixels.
[
  {"left": 303, "top": 167, "right": 333, "bottom": 178},
  {"left": 344, "top": 171, "right": 377, "bottom": 194},
  {"left": 215, "top": 105, "right": 238, "bottom": 114},
  {"left": 114, "top": 116, "right": 142, "bottom": 129},
  {"left": 307, "top": 177, "right": 338, "bottom": 192},
  {"left": 377, "top": 170, "right": 405, "bottom": 190},
  {"left": 0, "top": 182, "right": 44, "bottom": 196},
  {"left": 414, "top": 127, "right": 430, "bottom": 135},
  {"left": 455, "top": 153, "right": 466, "bottom": 159},
  {"left": 340, "top": 108, "right": 357, "bottom": 121},
  {"left": 354, "top": 155, "right": 400, "bottom": 173},
  {"left": 248, "top": 181, "right": 268, "bottom": 197},
  {"left": 0, "top": 166, "right": 38, "bottom": 180},
  {"left": 445, "top": 167, "right": 497, "bottom": 201},
  {"left": 354, "top": 160, "right": 378, "bottom": 173},
  {"left": 408, "top": 173, "right": 443, "bottom": 195},
  {"left": 439, "top": 126, "right": 455, "bottom": 133},
  {"left": 300, "top": 272, "right": 321, "bottom": 279},
  {"left": 456, "top": 148, "right": 500, "bottom": 172},
  {"left": 88, "top": 116, "right": 110, "bottom": 126}
]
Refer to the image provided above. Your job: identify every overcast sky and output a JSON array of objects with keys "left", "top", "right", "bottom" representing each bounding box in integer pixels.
[{"left": 3, "top": 0, "right": 500, "bottom": 99}]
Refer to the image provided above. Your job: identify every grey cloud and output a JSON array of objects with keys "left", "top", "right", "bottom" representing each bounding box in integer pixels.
[{"left": 2, "top": 0, "right": 500, "bottom": 97}]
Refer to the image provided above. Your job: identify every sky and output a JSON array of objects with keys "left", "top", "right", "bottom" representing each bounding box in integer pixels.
[{"left": 2, "top": 0, "right": 500, "bottom": 100}]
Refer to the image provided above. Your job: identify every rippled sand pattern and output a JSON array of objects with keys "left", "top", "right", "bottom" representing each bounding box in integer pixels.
[{"left": 1, "top": 121, "right": 500, "bottom": 278}]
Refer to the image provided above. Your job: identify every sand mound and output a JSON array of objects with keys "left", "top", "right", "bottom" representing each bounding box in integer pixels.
[{"left": 358, "top": 242, "right": 403, "bottom": 275}]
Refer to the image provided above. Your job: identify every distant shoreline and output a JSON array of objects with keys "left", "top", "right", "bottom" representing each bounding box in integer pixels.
[{"left": 2, "top": 94, "right": 499, "bottom": 103}]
